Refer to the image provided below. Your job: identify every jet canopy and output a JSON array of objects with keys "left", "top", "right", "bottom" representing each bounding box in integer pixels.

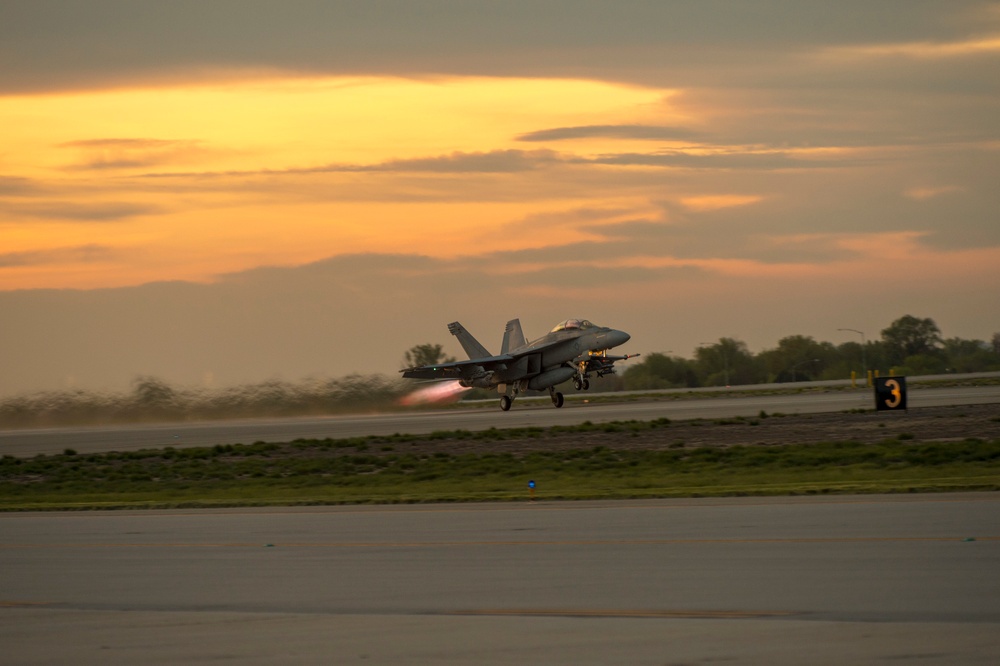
[{"left": 551, "top": 319, "right": 596, "bottom": 333}]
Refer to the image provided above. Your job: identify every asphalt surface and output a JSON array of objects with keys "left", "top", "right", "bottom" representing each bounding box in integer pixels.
[
  {"left": 2, "top": 494, "right": 999, "bottom": 664},
  {"left": 3, "top": 383, "right": 999, "bottom": 457}
]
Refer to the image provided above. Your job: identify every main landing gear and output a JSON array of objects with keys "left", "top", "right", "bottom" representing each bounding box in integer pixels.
[{"left": 498, "top": 387, "right": 564, "bottom": 410}]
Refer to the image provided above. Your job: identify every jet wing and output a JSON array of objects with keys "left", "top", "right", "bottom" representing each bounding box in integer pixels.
[{"left": 401, "top": 354, "right": 516, "bottom": 380}]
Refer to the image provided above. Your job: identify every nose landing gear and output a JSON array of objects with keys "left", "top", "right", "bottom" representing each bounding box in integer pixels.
[{"left": 549, "top": 387, "right": 564, "bottom": 408}]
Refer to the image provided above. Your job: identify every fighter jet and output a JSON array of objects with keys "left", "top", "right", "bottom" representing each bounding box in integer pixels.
[{"left": 401, "top": 318, "right": 637, "bottom": 411}]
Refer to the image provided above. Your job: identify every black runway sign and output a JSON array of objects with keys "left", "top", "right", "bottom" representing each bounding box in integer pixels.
[{"left": 874, "top": 376, "right": 907, "bottom": 411}]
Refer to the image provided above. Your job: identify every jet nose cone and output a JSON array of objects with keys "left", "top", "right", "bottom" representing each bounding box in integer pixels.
[{"left": 608, "top": 329, "right": 630, "bottom": 348}]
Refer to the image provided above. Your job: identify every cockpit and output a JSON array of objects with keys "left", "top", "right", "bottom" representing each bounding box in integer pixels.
[{"left": 550, "top": 319, "right": 597, "bottom": 333}]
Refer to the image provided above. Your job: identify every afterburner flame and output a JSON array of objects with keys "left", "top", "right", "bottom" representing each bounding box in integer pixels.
[{"left": 397, "top": 380, "right": 471, "bottom": 407}]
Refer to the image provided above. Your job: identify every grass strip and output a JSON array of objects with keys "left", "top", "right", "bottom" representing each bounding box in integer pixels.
[{"left": 2, "top": 431, "right": 999, "bottom": 510}]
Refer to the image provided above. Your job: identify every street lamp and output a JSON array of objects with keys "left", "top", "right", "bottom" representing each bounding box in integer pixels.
[
  {"left": 790, "top": 358, "right": 819, "bottom": 382},
  {"left": 838, "top": 328, "right": 867, "bottom": 378}
]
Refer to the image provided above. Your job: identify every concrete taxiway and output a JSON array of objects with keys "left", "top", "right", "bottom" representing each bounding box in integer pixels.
[
  {"left": 3, "top": 383, "right": 999, "bottom": 457},
  {"left": 2, "top": 493, "right": 999, "bottom": 664}
]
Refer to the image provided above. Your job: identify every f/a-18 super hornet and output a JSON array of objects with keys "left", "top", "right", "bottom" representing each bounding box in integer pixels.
[{"left": 401, "top": 318, "right": 637, "bottom": 411}]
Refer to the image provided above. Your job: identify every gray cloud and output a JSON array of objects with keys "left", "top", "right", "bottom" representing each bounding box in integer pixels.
[
  {"left": 0, "top": 1, "right": 988, "bottom": 94},
  {"left": 517, "top": 125, "right": 704, "bottom": 142},
  {"left": 575, "top": 217, "right": 860, "bottom": 265},
  {"left": 374, "top": 150, "right": 557, "bottom": 173},
  {"left": 516, "top": 118, "right": 996, "bottom": 152},
  {"left": 471, "top": 237, "right": 646, "bottom": 267},
  {"left": 60, "top": 138, "right": 185, "bottom": 149},
  {"left": 60, "top": 138, "right": 209, "bottom": 171},
  {"left": 140, "top": 150, "right": 560, "bottom": 179},
  {"left": 897, "top": 182, "right": 1000, "bottom": 250},
  {"left": 585, "top": 151, "right": 862, "bottom": 170},
  {"left": 132, "top": 144, "right": 857, "bottom": 193},
  {"left": 498, "top": 263, "right": 700, "bottom": 289},
  {"left": 0, "top": 176, "right": 41, "bottom": 196},
  {"left": 0, "top": 244, "right": 121, "bottom": 268},
  {"left": 217, "top": 252, "right": 442, "bottom": 285},
  {"left": 2, "top": 201, "right": 164, "bottom": 222}
]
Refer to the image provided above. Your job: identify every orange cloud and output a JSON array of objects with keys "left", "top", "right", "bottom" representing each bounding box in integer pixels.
[
  {"left": 903, "top": 185, "right": 964, "bottom": 200},
  {"left": 0, "top": 76, "right": 670, "bottom": 289},
  {"left": 819, "top": 35, "right": 1000, "bottom": 60},
  {"left": 679, "top": 194, "right": 764, "bottom": 211}
]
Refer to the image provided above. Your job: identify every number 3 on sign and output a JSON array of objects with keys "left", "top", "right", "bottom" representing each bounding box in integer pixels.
[
  {"left": 884, "top": 379, "right": 902, "bottom": 408},
  {"left": 874, "top": 377, "right": 907, "bottom": 411}
]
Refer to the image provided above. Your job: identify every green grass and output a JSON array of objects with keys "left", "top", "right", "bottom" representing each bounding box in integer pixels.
[{"left": 2, "top": 432, "right": 999, "bottom": 510}]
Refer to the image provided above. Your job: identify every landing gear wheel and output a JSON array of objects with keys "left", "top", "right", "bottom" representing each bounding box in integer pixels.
[
  {"left": 551, "top": 391, "right": 564, "bottom": 408},
  {"left": 573, "top": 379, "right": 583, "bottom": 391},
  {"left": 499, "top": 395, "right": 512, "bottom": 411},
  {"left": 582, "top": 379, "right": 590, "bottom": 390}
]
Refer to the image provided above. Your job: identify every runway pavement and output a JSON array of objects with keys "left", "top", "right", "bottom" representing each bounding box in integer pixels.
[
  {"left": 2, "top": 493, "right": 999, "bottom": 664},
  {"left": 2, "top": 383, "right": 999, "bottom": 457}
]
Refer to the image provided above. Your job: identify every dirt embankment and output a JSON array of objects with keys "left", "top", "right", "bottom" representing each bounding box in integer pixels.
[{"left": 397, "top": 402, "right": 1000, "bottom": 457}]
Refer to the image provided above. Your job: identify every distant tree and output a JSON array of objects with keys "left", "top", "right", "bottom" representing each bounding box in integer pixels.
[
  {"left": 880, "top": 315, "right": 943, "bottom": 366},
  {"left": 623, "top": 353, "right": 698, "bottom": 390},
  {"left": 943, "top": 337, "right": 1000, "bottom": 373},
  {"left": 695, "top": 338, "right": 756, "bottom": 386},
  {"left": 832, "top": 340, "right": 866, "bottom": 378},
  {"left": 897, "top": 353, "right": 948, "bottom": 376},
  {"left": 865, "top": 340, "right": 890, "bottom": 374},
  {"left": 757, "top": 335, "right": 835, "bottom": 382},
  {"left": 131, "top": 375, "right": 180, "bottom": 418},
  {"left": 132, "top": 375, "right": 176, "bottom": 407},
  {"left": 403, "top": 343, "right": 455, "bottom": 369}
]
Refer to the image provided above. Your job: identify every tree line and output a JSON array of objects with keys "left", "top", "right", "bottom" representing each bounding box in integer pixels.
[
  {"left": 0, "top": 375, "right": 404, "bottom": 428},
  {"left": 621, "top": 315, "right": 1000, "bottom": 390}
]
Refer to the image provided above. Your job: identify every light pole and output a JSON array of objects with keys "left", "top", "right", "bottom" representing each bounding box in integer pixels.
[
  {"left": 838, "top": 328, "right": 867, "bottom": 380},
  {"left": 791, "top": 358, "right": 819, "bottom": 382}
]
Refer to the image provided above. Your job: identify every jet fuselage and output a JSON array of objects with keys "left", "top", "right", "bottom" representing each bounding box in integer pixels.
[{"left": 401, "top": 318, "right": 633, "bottom": 410}]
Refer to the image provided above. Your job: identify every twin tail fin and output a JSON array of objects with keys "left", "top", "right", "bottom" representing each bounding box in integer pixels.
[{"left": 448, "top": 321, "right": 492, "bottom": 360}]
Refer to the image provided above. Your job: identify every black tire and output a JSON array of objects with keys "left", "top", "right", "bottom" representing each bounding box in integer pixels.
[
  {"left": 552, "top": 392, "right": 564, "bottom": 408},
  {"left": 500, "top": 395, "right": 512, "bottom": 411}
]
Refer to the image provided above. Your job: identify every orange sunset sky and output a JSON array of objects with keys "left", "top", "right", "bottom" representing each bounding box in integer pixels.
[{"left": 1, "top": 1, "right": 999, "bottom": 394}]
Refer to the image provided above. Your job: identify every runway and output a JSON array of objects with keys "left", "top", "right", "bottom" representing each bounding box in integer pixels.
[
  {"left": 2, "top": 493, "right": 999, "bottom": 664},
  {"left": 3, "top": 383, "right": 999, "bottom": 457}
]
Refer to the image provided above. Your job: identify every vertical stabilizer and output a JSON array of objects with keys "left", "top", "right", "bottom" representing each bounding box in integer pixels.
[
  {"left": 447, "top": 322, "right": 492, "bottom": 360},
  {"left": 501, "top": 318, "right": 526, "bottom": 354}
]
